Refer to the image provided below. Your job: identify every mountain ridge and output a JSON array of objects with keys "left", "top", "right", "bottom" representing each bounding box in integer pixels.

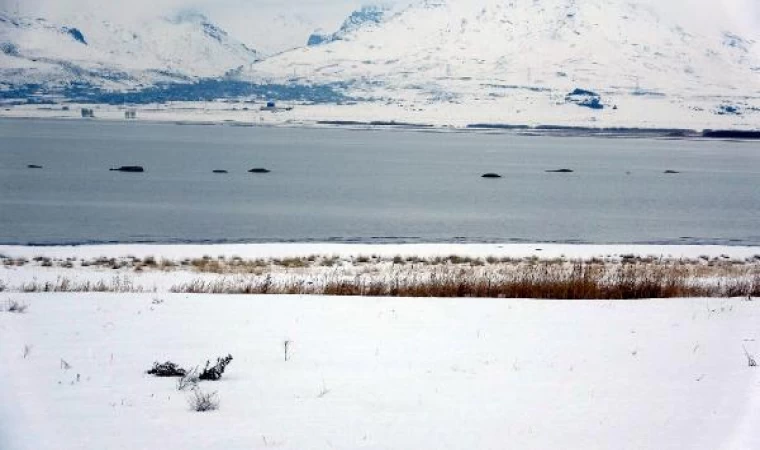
[
  {"left": 246, "top": 0, "right": 760, "bottom": 126},
  {"left": 0, "top": 9, "right": 259, "bottom": 90},
  {"left": 254, "top": 0, "right": 759, "bottom": 95}
]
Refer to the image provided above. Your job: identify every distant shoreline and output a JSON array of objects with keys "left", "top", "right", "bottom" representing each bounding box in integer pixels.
[
  {"left": 1, "top": 113, "right": 759, "bottom": 141},
  {"left": 3, "top": 235, "right": 760, "bottom": 248}
]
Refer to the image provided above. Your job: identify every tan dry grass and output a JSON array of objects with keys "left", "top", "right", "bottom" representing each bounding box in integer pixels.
[
  {"left": 5, "top": 254, "right": 760, "bottom": 299},
  {"left": 19, "top": 276, "right": 144, "bottom": 293},
  {"left": 169, "top": 262, "right": 760, "bottom": 299}
]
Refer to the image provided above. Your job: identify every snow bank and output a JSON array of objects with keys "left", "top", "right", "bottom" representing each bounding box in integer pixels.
[{"left": 1, "top": 294, "right": 758, "bottom": 450}]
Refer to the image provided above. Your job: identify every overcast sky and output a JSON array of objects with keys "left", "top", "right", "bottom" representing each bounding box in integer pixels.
[
  {"left": 2, "top": 0, "right": 373, "bottom": 21},
  {"left": 1, "top": 0, "right": 381, "bottom": 52},
  {"left": 2, "top": 0, "right": 758, "bottom": 53}
]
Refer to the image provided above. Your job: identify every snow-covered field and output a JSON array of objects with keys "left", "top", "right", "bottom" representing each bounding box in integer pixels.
[
  {"left": 2, "top": 243, "right": 759, "bottom": 449},
  {"left": 1, "top": 293, "right": 759, "bottom": 450},
  {"left": 0, "top": 244, "right": 760, "bottom": 450}
]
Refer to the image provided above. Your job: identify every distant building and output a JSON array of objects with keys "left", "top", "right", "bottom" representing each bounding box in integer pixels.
[{"left": 260, "top": 101, "right": 294, "bottom": 112}]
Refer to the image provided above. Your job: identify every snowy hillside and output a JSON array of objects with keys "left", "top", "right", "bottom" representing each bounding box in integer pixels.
[
  {"left": 251, "top": 0, "right": 760, "bottom": 127},
  {"left": 0, "top": 10, "right": 259, "bottom": 90},
  {"left": 307, "top": 5, "right": 393, "bottom": 46}
]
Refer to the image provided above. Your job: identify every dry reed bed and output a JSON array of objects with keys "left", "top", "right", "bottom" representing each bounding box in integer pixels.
[
  {"left": 168, "top": 262, "right": 760, "bottom": 299},
  {"left": 4, "top": 254, "right": 760, "bottom": 299},
  {"left": 15, "top": 275, "right": 144, "bottom": 293}
]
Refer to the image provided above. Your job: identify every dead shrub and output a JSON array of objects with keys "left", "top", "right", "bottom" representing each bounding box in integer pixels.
[
  {"left": 147, "top": 361, "right": 187, "bottom": 377},
  {"left": 744, "top": 346, "right": 758, "bottom": 367},
  {"left": 176, "top": 368, "right": 200, "bottom": 391},
  {"left": 274, "top": 257, "right": 309, "bottom": 268},
  {"left": 320, "top": 256, "right": 339, "bottom": 267},
  {"left": 188, "top": 389, "right": 219, "bottom": 412},
  {"left": 19, "top": 276, "right": 140, "bottom": 293},
  {"left": 5, "top": 299, "right": 28, "bottom": 313},
  {"left": 199, "top": 355, "right": 233, "bottom": 381}
]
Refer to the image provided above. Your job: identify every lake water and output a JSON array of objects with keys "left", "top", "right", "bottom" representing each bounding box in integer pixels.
[{"left": 1, "top": 118, "right": 759, "bottom": 246}]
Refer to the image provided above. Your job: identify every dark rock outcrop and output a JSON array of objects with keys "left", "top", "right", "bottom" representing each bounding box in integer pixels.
[
  {"left": 110, "top": 166, "right": 145, "bottom": 173},
  {"left": 307, "top": 32, "right": 330, "bottom": 46},
  {"left": 146, "top": 361, "right": 186, "bottom": 377},
  {"left": 703, "top": 130, "right": 760, "bottom": 139},
  {"left": 65, "top": 27, "right": 87, "bottom": 45},
  {"left": 565, "top": 88, "right": 604, "bottom": 110},
  {"left": 715, "top": 104, "right": 741, "bottom": 116}
]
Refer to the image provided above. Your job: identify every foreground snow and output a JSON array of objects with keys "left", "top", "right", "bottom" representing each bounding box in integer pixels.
[{"left": 1, "top": 293, "right": 758, "bottom": 450}]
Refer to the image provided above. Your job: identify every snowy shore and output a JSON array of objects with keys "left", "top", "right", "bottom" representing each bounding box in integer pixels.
[
  {"left": 3, "top": 242, "right": 760, "bottom": 261},
  {"left": 2, "top": 242, "right": 759, "bottom": 296}
]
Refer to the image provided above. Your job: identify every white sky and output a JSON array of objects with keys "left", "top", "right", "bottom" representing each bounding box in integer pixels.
[
  {"left": 2, "top": 0, "right": 758, "bottom": 54},
  {"left": 1, "top": 0, "right": 381, "bottom": 52},
  {"left": 2, "top": 0, "right": 372, "bottom": 23}
]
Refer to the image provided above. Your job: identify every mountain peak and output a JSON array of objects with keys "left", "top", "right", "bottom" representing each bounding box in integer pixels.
[
  {"left": 168, "top": 10, "right": 211, "bottom": 26},
  {"left": 308, "top": 4, "right": 391, "bottom": 46}
]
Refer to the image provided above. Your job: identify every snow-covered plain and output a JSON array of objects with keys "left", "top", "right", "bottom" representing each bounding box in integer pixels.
[
  {"left": 2, "top": 97, "right": 760, "bottom": 132},
  {"left": 1, "top": 293, "right": 759, "bottom": 450}
]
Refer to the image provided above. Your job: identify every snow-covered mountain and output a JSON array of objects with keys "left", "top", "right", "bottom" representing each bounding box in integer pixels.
[
  {"left": 2, "top": 0, "right": 760, "bottom": 128},
  {"left": 250, "top": 0, "right": 760, "bottom": 125},
  {"left": 307, "top": 5, "right": 392, "bottom": 47},
  {"left": 0, "top": 10, "right": 259, "bottom": 90}
]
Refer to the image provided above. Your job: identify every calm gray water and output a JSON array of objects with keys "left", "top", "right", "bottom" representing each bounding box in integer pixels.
[{"left": 1, "top": 118, "right": 759, "bottom": 245}]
